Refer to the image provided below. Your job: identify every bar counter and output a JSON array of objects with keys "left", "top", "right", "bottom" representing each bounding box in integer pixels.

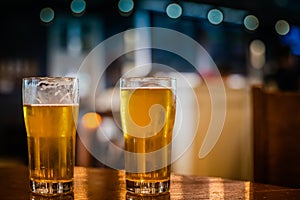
[{"left": 0, "top": 165, "right": 300, "bottom": 199}]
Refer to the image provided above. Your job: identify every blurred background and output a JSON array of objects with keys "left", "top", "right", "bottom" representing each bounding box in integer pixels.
[{"left": 0, "top": 0, "right": 300, "bottom": 187}]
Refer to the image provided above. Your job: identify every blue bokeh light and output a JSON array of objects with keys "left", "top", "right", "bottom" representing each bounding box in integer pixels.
[
  {"left": 40, "top": 7, "right": 55, "bottom": 23},
  {"left": 71, "top": 0, "right": 86, "bottom": 14},
  {"left": 207, "top": 9, "right": 223, "bottom": 25},
  {"left": 281, "top": 25, "right": 300, "bottom": 55},
  {"left": 118, "top": 0, "right": 134, "bottom": 13},
  {"left": 166, "top": 3, "right": 182, "bottom": 19},
  {"left": 244, "top": 15, "right": 259, "bottom": 31}
]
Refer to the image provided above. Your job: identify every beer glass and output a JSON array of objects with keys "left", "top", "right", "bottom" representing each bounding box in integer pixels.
[
  {"left": 120, "top": 77, "right": 176, "bottom": 195},
  {"left": 22, "top": 77, "right": 79, "bottom": 196}
]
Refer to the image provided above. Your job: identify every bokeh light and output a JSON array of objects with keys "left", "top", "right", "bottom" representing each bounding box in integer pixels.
[
  {"left": 81, "top": 112, "right": 102, "bottom": 130},
  {"left": 250, "top": 39, "right": 266, "bottom": 69},
  {"left": 244, "top": 15, "right": 259, "bottom": 31},
  {"left": 71, "top": 0, "right": 86, "bottom": 14},
  {"left": 207, "top": 9, "right": 223, "bottom": 25},
  {"left": 250, "top": 39, "right": 266, "bottom": 55},
  {"left": 275, "top": 20, "right": 290, "bottom": 35},
  {"left": 166, "top": 3, "right": 182, "bottom": 19},
  {"left": 118, "top": 0, "right": 134, "bottom": 13},
  {"left": 40, "top": 7, "right": 55, "bottom": 23},
  {"left": 226, "top": 74, "right": 246, "bottom": 89}
]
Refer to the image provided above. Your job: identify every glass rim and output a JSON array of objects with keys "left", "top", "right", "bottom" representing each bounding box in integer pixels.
[
  {"left": 120, "top": 76, "right": 176, "bottom": 82},
  {"left": 22, "top": 76, "right": 78, "bottom": 81},
  {"left": 120, "top": 76, "right": 176, "bottom": 90}
]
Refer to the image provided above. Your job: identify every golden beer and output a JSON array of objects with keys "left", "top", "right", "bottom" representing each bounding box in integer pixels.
[
  {"left": 23, "top": 104, "right": 78, "bottom": 194},
  {"left": 121, "top": 86, "right": 176, "bottom": 194}
]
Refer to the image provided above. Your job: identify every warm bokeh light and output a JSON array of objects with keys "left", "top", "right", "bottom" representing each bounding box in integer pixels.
[
  {"left": 166, "top": 3, "right": 182, "bottom": 19},
  {"left": 40, "top": 7, "right": 55, "bottom": 23},
  {"left": 250, "top": 39, "right": 266, "bottom": 55},
  {"left": 244, "top": 15, "right": 259, "bottom": 31},
  {"left": 275, "top": 19, "right": 290, "bottom": 35},
  {"left": 226, "top": 74, "right": 246, "bottom": 89},
  {"left": 207, "top": 9, "right": 223, "bottom": 25},
  {"left": 250, "top": 39, "right": 266, "bottom": 69},
  {"left": 81, "top": 112, "right": 102, "bottom": 130}
]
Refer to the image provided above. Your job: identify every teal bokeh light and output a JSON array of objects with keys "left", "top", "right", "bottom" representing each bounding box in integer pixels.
[
  {"left": 166, "top": 3, "right": 182, "bottom": 19},
  {"left": 40, "top": 7, "right": 55, "bottom": 23},
  {"left": 275, "top": 20, "right": 290, "bottom": 35},
  {"left": 118, "top": 0, "right": 134, "bottom": 13},
  {"left": 207, "top": 9, "right": 223, "bottom": 25},
  {"left": 71, "top": 0, "right": 86, "bottom": 14},
  {"left": 244, "top": 15, "right": 259, "bottom": 31}
]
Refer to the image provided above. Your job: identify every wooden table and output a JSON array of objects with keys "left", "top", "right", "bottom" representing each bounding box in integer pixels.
[{"left": 1, "top": 166, "right": 300, "bottom": 199}]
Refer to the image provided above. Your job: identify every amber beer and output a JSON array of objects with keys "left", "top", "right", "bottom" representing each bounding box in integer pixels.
[
  {"left": 120, "top": 77, "right": 176, "bottom": 195},
  {"left": 22, "top": 77, "right": 79, "bottom": 196},
  {"left": 23, "top": 104, "right": 78, "bottom": 191}
]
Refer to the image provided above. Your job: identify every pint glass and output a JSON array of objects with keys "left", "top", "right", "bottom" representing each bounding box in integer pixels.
[
  {"left": 22, "top": 77, "right": 79, "bottom": 196},
  {"left": 120, "top": 77, "right": 176, "bottom": 195}
]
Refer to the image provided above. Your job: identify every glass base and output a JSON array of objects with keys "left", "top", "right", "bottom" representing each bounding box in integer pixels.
[
  {"left": 126, "top": 192, "right": 170, "bottom": 200},
  {"left": 126, "top": 179, "right": 170, "bottom": 195},
  {"left": 30, "top": 180, "right": 73, "bottom": 196},
  {"left": 30, "top": 193, "right": 74, "bottom": 200}
]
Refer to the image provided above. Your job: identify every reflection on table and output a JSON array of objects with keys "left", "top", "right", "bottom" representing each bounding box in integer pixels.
[{"left": 1, "top": 166, "right": 300, "bottom": 200}]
